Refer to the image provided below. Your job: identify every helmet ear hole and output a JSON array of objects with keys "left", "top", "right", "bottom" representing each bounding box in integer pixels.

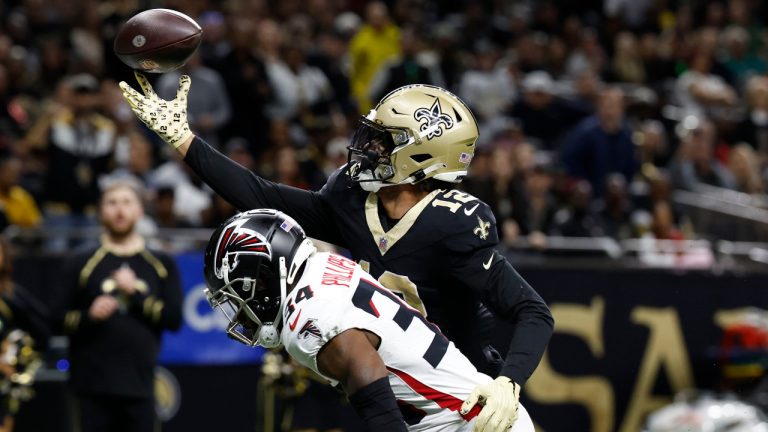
[{"left": 410, "top": 153, "right": 432, "bottom": 163}]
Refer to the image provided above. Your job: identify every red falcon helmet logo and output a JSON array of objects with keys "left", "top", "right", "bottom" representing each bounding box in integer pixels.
[{"left": 214, "top": 218, "right": 272, "bottom": 279}]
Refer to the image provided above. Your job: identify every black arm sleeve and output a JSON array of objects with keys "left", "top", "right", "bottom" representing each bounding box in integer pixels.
[
  {"left": 445, "top": 205, "right": 554, "bottom": 386},
  {"left": 483, "top": 255, "right": 554, "bottom": 384},
  {"left": 451, "top": 247, "right": 553, "bottom": 385},
  {"left": 48, "top": 253, "right": 93, "bottom": 335},
  {"left": 348, "top": 377, "right": 407, "bottom": 432},
  {"left": 157, "top": 254, "right": 183, "bottom": 331},
  {"left": 184, "top": 137, "right": 344, "bottom": 245}
]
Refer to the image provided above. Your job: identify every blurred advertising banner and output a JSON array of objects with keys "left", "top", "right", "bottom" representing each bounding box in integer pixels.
[
  {"left": 504, "top": 266, "right": 768, "bottom": 432},
  {"left": 158, "top": 252, "right": 264, "bottom": 365}
]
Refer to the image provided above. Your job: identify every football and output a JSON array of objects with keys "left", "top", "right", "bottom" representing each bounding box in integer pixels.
[{"left": 113, "top": 9, "right": 202, "bottom": 73}]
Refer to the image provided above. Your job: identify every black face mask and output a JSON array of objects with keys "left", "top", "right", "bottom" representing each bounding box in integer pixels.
[
  {"left": 217, "top": 260, "right": 280, "bottom": 325},
  {"left": 346, "top": 117, "right": 396, "bottom": 183},
  {"left": 243, "top": 264, "right": 281, "bottom": 324}
]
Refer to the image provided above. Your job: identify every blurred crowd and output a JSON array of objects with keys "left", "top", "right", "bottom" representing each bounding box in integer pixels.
[{"left": 0, "top": 0, "right": 768, "bottom": 252}]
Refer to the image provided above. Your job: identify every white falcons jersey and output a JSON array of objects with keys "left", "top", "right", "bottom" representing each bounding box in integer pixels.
[{"left": 281, "top": 252, "right": 533, "bottom": 432}]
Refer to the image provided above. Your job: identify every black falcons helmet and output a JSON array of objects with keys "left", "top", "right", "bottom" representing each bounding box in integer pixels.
[{"left": 203, "top": 209, "right": 315, "bottom": 347}]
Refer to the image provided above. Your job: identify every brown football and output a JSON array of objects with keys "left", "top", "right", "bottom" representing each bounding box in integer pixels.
[{"left": 113, "top": 9, "right": 202, "bottom": 73}]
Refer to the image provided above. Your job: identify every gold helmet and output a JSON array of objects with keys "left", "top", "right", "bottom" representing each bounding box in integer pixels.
[{"left": 346, "top": 84, "right": 479, "bottom": 192}]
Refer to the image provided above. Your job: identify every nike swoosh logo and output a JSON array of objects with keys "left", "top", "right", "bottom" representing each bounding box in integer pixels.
[
  {"left": 288, "top": 309, "right": 302, "bottom": 331},
  {"left": 482, "top": 252, "right": 494, "bottom": 270},
  {"left": 464, "top": 203, "right": 480, "bottom": 216}
]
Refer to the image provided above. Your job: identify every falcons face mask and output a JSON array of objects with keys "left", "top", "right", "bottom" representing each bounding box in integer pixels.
[
  {"left": 205, "top": 253, "right": 286, "bottom": 348},
  {"left": 203, "top": 210, "right": 315, "bottom": 349}
]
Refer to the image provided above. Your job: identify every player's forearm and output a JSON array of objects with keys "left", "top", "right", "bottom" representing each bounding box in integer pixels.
[
  {"left": 500, "top": 306, "right": 554, "bottom": 386},
  {"left": 348, "top": 377, "right": 408, "bottom": 432},
  {"left": 183, "top": 136, "right": 268, "bottom": 211},
  {"left": 318, "top": 329, "right": 388, "bottom": 393},
  {"left": 481, "top": 259, "right": 554, "bottom": 384},
  {"left": 184, "top": 135, "right": 344, "bottom": 245},
  {"left": 317, "top": 329, "right": 406, "bottom": 430}
]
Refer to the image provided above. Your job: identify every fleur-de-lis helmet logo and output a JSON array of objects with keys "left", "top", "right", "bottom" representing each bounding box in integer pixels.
[{"left": 414, "top": 99, "right": 454, "bottom": 140}]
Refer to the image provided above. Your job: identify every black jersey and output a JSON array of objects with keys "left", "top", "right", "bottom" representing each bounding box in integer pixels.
[
  {"left": 186, "top": 137, "right": 553, "bottom": 385},
  {"left": 50, "top": 242, "right": 182, "bottom": 398}
]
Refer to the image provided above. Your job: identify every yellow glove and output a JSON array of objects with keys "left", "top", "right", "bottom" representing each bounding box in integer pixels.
[
  {"left": 118, "top": 71, "right": 193, "bottom": 148},
  {"left": 460, "top": 376, "right": 521, "bottom": 432}
]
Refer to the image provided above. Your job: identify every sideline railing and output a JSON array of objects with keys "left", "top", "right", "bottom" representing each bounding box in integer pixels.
[
  {"left": 672, "top": 187, "right": 768, "bottom": 242},
  {"left": 4, "top": 226, "right": 768, "bottom": 271}
]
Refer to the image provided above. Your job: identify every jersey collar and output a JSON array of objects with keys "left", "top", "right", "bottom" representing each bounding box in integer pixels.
[{"left": 364, "top": 190, "right": 442, "bottom": 255}]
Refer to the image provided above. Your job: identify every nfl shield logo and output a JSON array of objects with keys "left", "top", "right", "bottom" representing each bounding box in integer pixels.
[
  {"left": 378, "top": 237, "right": 388, "bottom": 252},
  {"left": 459, "top": 152, "right": 473, "bottom": 164}
]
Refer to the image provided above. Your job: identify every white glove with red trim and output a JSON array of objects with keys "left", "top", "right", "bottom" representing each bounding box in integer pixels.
[{"left": 460, "top": 376, "right": 521, "bottom": 432}]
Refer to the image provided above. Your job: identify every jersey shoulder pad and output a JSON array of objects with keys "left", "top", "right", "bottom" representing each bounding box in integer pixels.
[
  {"left": 431, "top": 190, "right": 498, "bottom": 251},
  {"left": 289, "top": 287, "right": 347, "bottom": 330},
  {"left": 282, "top": 279, "right": 360, "bottom": 381},
  {"left": 285, "top": 254, "right": 358, "bottom": 341}
]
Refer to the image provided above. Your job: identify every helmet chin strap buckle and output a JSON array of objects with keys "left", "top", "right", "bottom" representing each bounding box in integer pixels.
[
  {"left": 258, "top": 324, "right": 281, "bottom": 348},
  {"left": 401, "top": 163, "right": 447, "bottom": 185},
  {"left": 242, "top": 278, "right": 252, "bottom": 292}
]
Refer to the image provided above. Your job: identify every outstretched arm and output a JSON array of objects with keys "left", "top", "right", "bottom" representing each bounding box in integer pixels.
[
  {"left": 182, "top": 136, "right": 343, "bottom": 244},
  {"left": 119, "top": 72, "right": 344, "bottom": 245},
  {"left": 316, "top": 329, "right": 406, "bottom": 432}
]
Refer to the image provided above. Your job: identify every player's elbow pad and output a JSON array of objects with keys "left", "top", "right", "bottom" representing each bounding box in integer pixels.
[{"left": 348, "top": 376, "right": 407, "bottom": 432}]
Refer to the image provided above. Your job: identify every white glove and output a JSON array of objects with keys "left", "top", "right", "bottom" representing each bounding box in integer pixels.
[
  {"left": 118, "top": 72, "right": 193, "bottom": 148},
  {"left": 460, "top": 376, "right": 521, "bottom": 432}
]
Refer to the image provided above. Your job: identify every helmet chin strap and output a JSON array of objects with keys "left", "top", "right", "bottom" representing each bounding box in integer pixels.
[
  {"left": 257, "top": 256, "right": 287, "bottom": 348},
  {"left": 358, "top": 162, "right": 447, "bottom": 192},
  {"left": 399, "top": 163, "right": 447, "bottom": 185},
  {"left": 358, "top": 170, "right": 391, "bottom": 192}
]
